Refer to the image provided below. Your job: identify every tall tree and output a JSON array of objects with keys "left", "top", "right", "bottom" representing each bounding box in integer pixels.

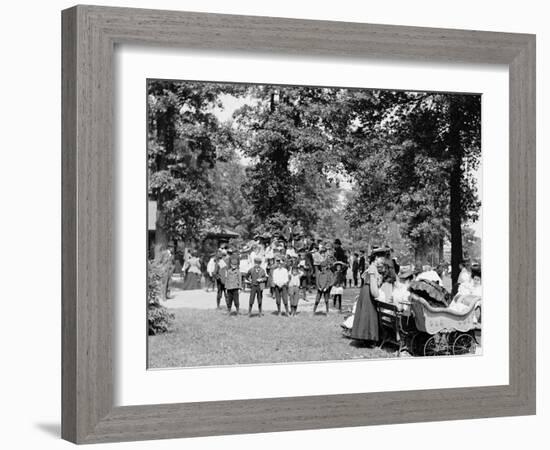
[
  {"left": 234, "top": 86, "right": 339, "bottom": 236},
  {"left": 331, "top": 90, "right": 480, "bottom": 285},
  {"left": 147, "top": 81, "right": 246, "bottom": 255}
]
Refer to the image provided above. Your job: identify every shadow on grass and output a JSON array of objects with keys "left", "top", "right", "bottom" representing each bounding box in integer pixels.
[{"left": 348, "top": 339, "right": 377, "bottom": 349}]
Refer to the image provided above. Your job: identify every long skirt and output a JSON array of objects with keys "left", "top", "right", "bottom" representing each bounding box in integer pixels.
[
  {"left": 182, "top": 271, "right": 201, "bottom": 290},
  {"left": 350, "top": 284, "right": 379, "bottom": 341}
]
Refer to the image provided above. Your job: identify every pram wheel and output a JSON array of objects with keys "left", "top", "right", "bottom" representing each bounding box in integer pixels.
[
  {"left": 423, "top": 334, "right": 451, "bottom": 356},
  {"left": 452, "top": 333, "right": 477, "bottom": 355}
]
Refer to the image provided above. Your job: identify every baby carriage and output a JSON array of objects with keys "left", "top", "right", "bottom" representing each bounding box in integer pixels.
[
  {"left": 340, "top": 279, "right": 480, "bottom": 357},
  {"left": 408, "top": 291, "right": 480, "bottom": 356}
]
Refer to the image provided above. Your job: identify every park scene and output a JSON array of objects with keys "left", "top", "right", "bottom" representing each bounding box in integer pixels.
[{"left": 146, "top": 79, "right": 482, "bottom": 369}]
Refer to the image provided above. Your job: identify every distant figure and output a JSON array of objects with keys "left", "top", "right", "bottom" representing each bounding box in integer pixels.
[
  {"left": 224, "top": 257, "right": 242, "bottom": 315},
  {"left": 311, "top": 244, "right": 322, "bottom": 277},
  {"left": 205, "top": 254, "right": 216, "bottom": 292},
  {"left": 266, "top": 257, "right": 276, "bottom": 298},
  {"left": 213, "top": 251, "right": 227, "bottom": 309},
  {"left": 297, "top": 248, "right": 312, "bottom": 300},
  {"left": 358, "top": 251, "right": 366, "bottom": 286},
  {"left": 346, "top": 262, "right": 354, "bottom": 288},
  {"left": 286, "top": 245, "right": 298, "bottom": 259},
  {"left": 305, "top": 245, "right": 315, "bottom": 291},
  {"left": 246, "top": 256, "right": 267, "bottom": 317},
  {"left": 182, "top": 251, "right": 202, "bottom": 290},
  {"left": 351, "top": 252, "right": 360, "bottom": 287},
  {"left": 333, "top": 239, "right": 348, "bottom": 264}
]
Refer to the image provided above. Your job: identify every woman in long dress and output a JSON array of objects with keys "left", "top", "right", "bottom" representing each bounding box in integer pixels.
[
  {"left": 351, "top": 255, "right": 383, "bottom": 343},
  {"left": 182, "top": 252, "right": 202, "bottom": 290}
]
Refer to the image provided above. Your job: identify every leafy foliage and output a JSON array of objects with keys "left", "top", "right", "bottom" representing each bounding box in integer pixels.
[
  {"left": 462, "top": 225, "right": 482, "bottom": 262},
  {"left": 147, "top": 81, "right": 481, "bottom": 278},
  {"left": 148, "top": 81, "right": 249, "bottom": 246},
  {"left": 234, "top": 86, "right": 342, "bottom": 236},
  {"left": 148, "top": 304, "right": 176, "bottom": 336},
  {"left": 332, "top": 90, "right": 481, "bottom": 265},
  {"left": 147, "top": 260, "right": 174, "bottom": 335}
]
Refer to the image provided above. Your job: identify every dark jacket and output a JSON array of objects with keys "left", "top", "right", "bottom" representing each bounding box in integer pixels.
[
  {"left": 334, "top": 246, "right": 347, "bottom": 264},
  {"left": 224, "top": 267, "right": 242, "bottom": 290},
  {"left": 247, "top": 266, "right": 267, "bottom": 288},
  {"left": 358, "top": 256, "right": 366, "bottom": 274}
]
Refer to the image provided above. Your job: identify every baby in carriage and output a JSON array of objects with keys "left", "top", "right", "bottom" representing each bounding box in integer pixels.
[{"left": 447, "top": 267, "right": 482, "bottom": 322}]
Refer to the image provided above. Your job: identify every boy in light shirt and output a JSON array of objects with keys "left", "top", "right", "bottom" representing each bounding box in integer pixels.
[{"left": 272, "top": 258, "right": 290, "bottom": 317}]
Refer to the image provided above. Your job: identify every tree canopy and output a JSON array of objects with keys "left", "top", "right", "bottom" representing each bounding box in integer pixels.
[{"left": 147, "top": 80, "right": 481, "bottom": 284}]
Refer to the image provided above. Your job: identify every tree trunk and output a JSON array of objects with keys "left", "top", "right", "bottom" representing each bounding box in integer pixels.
[
  {"left": 438, "top": 237, "right": 444, "bottom": 264},
  {"left": 153, "top": 104, "right": 176, "bottom": 258},
  {"left": 449, "top": 97, "right": 464, "bottom": 295},
  {"left": 154, "top": 211, "right": 169, "bottom": 258}
]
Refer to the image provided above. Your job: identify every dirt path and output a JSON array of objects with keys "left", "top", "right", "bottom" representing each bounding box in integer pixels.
[{"left": 161, "top": 286, "right": 359, "bottom": 313}]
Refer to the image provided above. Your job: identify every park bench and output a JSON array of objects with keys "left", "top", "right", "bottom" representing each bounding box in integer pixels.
[{"left": 372, "top": 299, "right": 410, "bottom": 356}]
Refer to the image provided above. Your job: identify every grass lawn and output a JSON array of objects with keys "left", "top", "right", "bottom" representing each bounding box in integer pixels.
[{"left": 148, "top": 287, "right": 395, "bottom": 368}]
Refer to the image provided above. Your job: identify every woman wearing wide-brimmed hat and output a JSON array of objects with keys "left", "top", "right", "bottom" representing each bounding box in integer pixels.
[{"left": 350, "top": 249, "right": 384, "bottom": 343}]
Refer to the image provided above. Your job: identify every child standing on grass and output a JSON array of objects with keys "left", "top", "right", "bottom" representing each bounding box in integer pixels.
[
  {"left": 313, "top": 262, "right": 334, "bottom": 315},
  {"left": 332, "top": 262, "right": 346, "bottom": 312},
  {"left": 224, "top": 256, "right": 242, "bottom": 315},
  {"left": 246, "top": 256, "right": 267, "bottom": 317},
  {"left": 272, "top": 258, "right": 290, "bottom": 316},
  {"left": 288, "top": 266, "right": 303, "bottom": 317}
]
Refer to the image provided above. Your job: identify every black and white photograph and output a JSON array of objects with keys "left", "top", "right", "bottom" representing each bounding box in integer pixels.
[
  {"left": 146, "top": 79, "right": 482, "bottom": 368},
  {"left": 1, "top": 0, "right": 544, "bottom": 447}
]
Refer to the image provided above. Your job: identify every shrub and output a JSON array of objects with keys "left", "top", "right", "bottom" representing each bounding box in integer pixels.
[
  {"left": 148, "top": 303, "right": 175, "bottom": 335},
  {"left": 148, "top": 260, "right": 164, "bottom": 304},
  {"left": 148, "top": 260, "right": 174, "bottom": 335}
]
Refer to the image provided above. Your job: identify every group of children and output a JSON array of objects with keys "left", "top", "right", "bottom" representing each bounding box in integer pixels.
[{"left": 211, "top": 246, "right": 349, "bottom": 317}]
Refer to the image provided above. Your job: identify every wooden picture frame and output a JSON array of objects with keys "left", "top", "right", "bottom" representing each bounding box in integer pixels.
[{"left": 61, "top": 5, "right": 536, "bottom": 444}]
